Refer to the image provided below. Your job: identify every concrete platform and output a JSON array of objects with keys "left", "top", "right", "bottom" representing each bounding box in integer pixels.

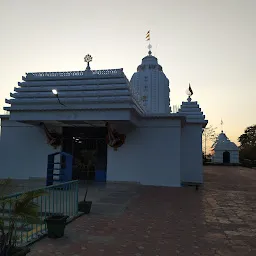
[{"left": 26, "top": 166, "right": 256, "bottom": 255}]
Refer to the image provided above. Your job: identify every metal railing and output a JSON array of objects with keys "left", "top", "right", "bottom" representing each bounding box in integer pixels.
[{"left": 0, "top": 180, "right": 79, "bottom": 246}]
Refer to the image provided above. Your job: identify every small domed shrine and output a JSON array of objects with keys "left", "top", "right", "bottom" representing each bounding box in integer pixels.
[{"left": 211, "top": 130, "right": 239, "bottom": 164}]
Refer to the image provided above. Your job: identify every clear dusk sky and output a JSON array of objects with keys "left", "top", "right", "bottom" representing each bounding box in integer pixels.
[{"left": 0, "top": 0, "right": 255, "bottom": 147}]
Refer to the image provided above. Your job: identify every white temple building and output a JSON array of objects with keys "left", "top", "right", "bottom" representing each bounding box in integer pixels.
[
  {"left": 211, "top": 131, "right": 239, "bottom": 164},
  {"left": 0, "top": 49, "right": 208, "bottom": 187}
]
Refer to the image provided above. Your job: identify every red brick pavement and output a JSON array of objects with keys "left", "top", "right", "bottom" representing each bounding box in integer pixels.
[{"left": 28, "top": 166, "right": 256, "bottom": 256}]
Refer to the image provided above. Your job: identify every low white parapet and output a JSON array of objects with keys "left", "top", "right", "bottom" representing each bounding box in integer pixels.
[{"left": 24, "top": 69, "right": 124, "bottom": 80}]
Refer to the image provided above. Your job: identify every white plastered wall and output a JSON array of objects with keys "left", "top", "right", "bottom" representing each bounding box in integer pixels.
[
  {"left": 212, "top": 150, "right": 239, "bottom": 164},
  {"left": 107, "top": 118, "right": 181, "bottom": 187},
  {"left": 180, "top": 124, "right": 203, "bottom": 183},
  {"left": 0, "top": 118, "right": 60, "bottom": 179}
]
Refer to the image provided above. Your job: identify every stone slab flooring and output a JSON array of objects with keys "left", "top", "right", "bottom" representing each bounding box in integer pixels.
[{"left": 28, "top": 166, "right": 256, "bottom": 256}]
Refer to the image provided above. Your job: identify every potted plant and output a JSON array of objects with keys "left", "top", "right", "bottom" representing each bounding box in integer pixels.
[
  {"left": 77, "top": 150, "right": 95, "bottom": 214},
  {"left": 78, "top": 186, "right": 92, "bottom": 214},
  {"left": 44, "top": 214, "right": 68, "bottom": 239},
  {"left": 0, "top": 178, "right": 46, "bottom": 256}
]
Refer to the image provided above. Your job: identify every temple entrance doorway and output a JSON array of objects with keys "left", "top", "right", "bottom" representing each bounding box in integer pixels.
[
  {"left": 62, "top": 127, "right": 107, "bottom": 182},
  {"left": 223, "top": 151, "right": 230, "bottom": 164}
]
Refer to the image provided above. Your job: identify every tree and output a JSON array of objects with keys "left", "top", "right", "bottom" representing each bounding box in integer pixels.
[
  {"left": 202, "top": 125, "right": 217, "bottom": 155},
  {"left": 238, "top": 125, "right": 256, "bottom": 161}
]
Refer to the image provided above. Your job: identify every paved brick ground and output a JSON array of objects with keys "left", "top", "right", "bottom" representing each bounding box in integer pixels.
[{"left": 28, "top": 166, "right": 256, "bottom": 256}]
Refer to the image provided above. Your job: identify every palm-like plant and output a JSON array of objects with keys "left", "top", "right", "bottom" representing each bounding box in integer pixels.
[{"left": 0, "top": 179, "right": 46, "bottom": 255}]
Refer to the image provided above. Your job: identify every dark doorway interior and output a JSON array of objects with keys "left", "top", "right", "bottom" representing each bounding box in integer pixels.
[
  {"left": 223, "top": 151, "right": 230, "bottom": 164},
  {"left": 62, "top": 127, "right": 107, "bottom": 181}
]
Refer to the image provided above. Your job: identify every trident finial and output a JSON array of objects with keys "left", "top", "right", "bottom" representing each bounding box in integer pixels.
[{"left": 84, "top": 54, "right": 93, "bottom": 70}]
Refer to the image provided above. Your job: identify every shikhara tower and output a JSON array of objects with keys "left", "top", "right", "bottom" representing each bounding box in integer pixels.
[{"left": 130, "top": 46, "right": 170, "bottom": 114}]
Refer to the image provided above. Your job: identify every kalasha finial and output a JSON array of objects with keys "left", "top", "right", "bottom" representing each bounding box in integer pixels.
[
  {"left": 84, "top": 54, "right": 93, "bottom": 70},
  {"left": 186, "top": 83, "right": 194, "bottom": 102}
]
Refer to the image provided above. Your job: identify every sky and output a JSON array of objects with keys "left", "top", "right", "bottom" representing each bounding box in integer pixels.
[{"left": 0, "top": 0, "right": 255, "bottom": 150}]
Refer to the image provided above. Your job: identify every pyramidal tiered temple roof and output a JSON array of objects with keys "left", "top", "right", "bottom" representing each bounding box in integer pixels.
[
  {"left": 3, "top": 54, "right": 208, "bottom": 129},
  {"left": 4, "top": 69, "right": 145, "bottom": 114},
  {"left": 178, "top": 98, "right": 207, "bottom": 127},
  {"left": 212, "top": 131, "right": 238, "bottom": 151}
]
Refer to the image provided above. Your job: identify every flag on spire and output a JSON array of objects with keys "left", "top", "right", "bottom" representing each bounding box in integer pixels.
[
  {"left": 146, "top": 30, "right": 150, "bottom": 41},
  {"left": 188, "top": 83, "right": 193, "bottom": 96},
  {"left": 221, "top": 119, "right": 223, "bottom": 125}
]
